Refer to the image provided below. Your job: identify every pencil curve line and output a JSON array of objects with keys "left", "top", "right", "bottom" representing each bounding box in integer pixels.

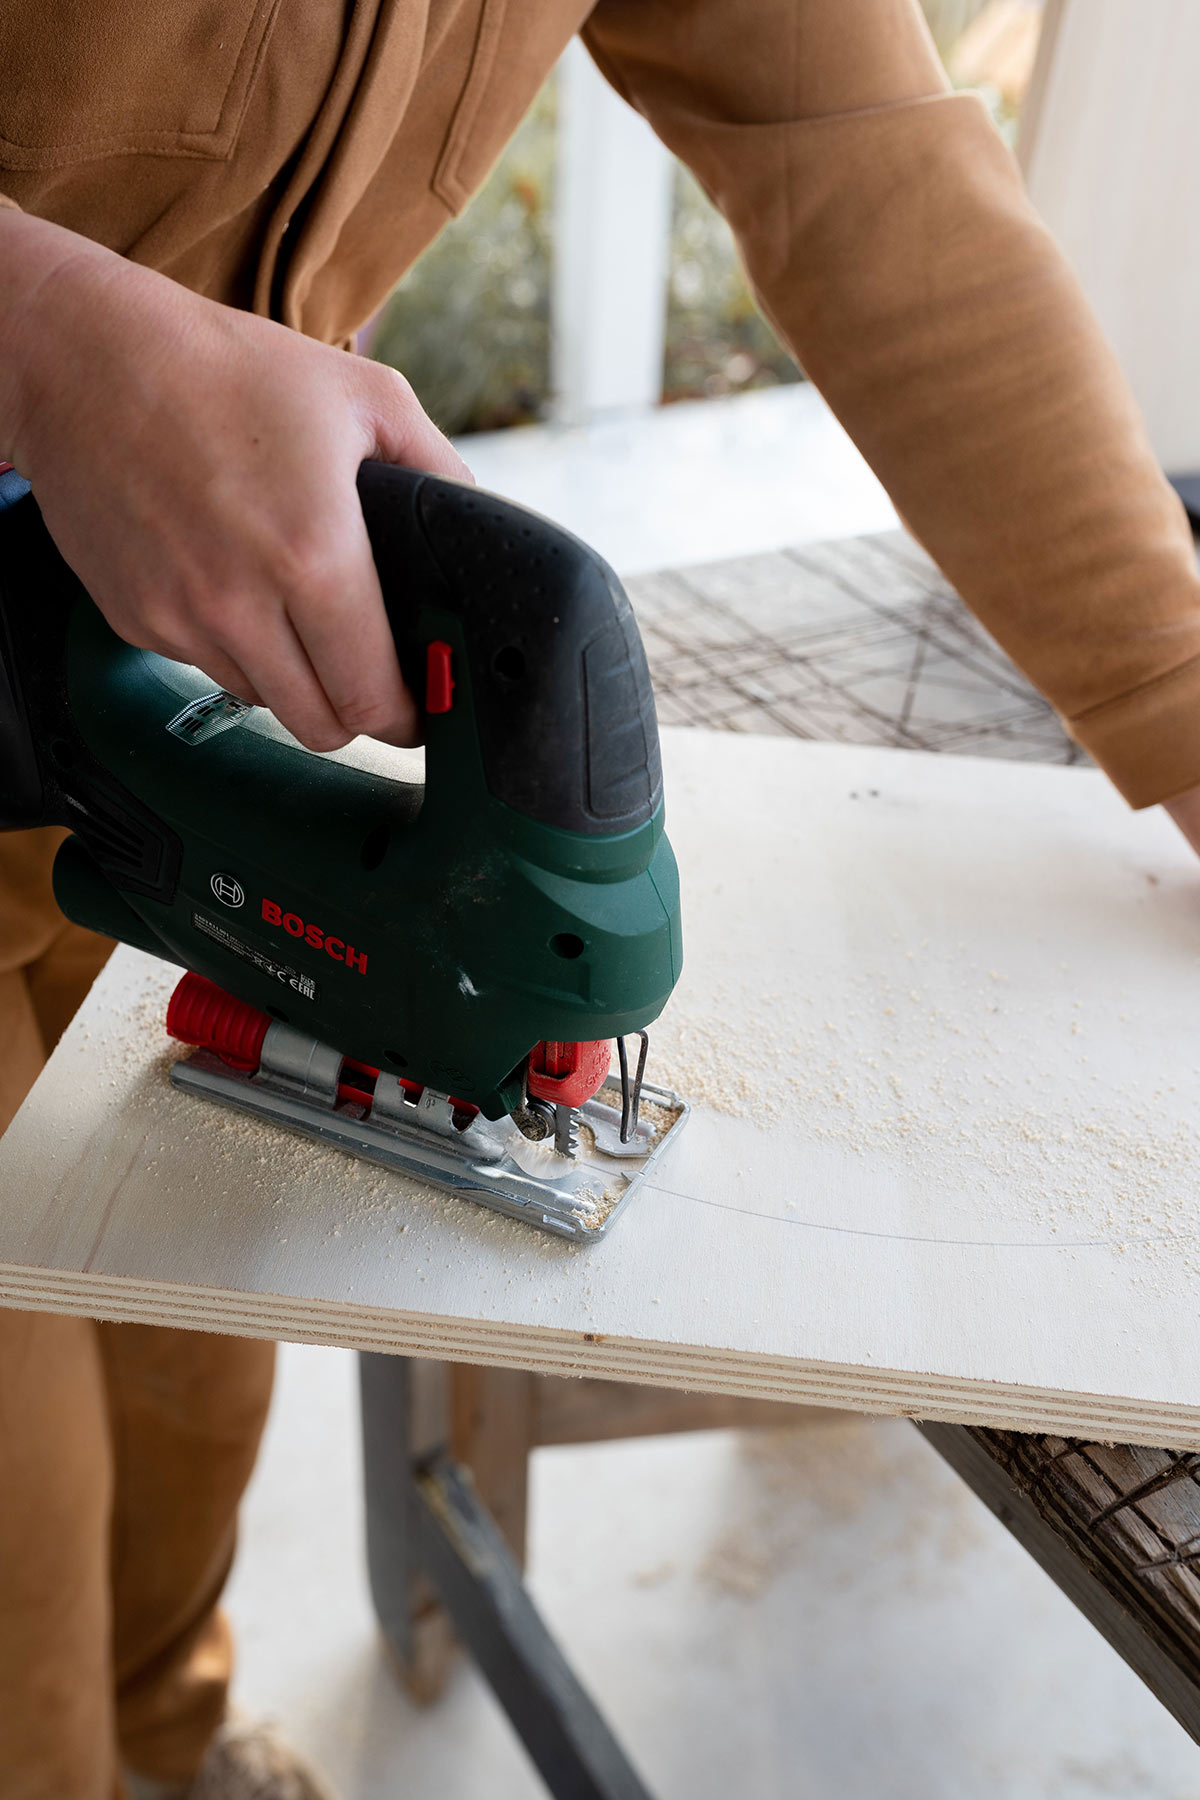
[{"left": 645, "top": 1185, "right": 1130, "bottom": 1251}]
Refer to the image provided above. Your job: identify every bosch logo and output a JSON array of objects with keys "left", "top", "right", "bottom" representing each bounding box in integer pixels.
[
  {"left": 261, "top": 898, "right": 369, "bottom": 975},
  {"left": 210, "top": 873, "right": 245, "bottom": 909}
]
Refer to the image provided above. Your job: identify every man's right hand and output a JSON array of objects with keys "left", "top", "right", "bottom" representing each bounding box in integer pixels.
[{"left": 0, "top": 209, "right": 472, "bottom": 752}]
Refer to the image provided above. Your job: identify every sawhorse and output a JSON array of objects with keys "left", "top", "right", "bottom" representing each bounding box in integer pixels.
[{"left": 360, "top": 1355, "right": 1200, "bottom": 1798}]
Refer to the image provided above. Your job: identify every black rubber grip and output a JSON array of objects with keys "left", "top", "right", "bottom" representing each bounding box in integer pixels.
[{"left": 357, "top": 463, "right": 662, "bottom": 835}]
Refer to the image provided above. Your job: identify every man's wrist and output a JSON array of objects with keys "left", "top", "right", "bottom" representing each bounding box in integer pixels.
[{"left": 0, "top": 210, "right": 110, "bottom": 468}]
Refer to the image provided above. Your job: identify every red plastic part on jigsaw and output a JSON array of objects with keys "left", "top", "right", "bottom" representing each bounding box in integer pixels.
[
  {"left": 166, "top": 972, "right": 434, "bottom": 1108},
  {"left": 526, "top": 1038, "right": 611, "bottom": 1108},
  {"left": 166, "top": 971, "right": 268, "bottom": 1072},
  {"left": 167, "top": 972, "right": 612, "bottom": 1114}
]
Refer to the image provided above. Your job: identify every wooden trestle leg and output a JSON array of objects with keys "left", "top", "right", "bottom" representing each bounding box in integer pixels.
[{"left": 359, "top": 1351, "right": 656, "bottom": 1799}]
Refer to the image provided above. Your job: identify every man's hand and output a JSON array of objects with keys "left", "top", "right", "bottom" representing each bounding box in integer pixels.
[{"left": 0, "top": 210, "right": 471, "bottom": 751}]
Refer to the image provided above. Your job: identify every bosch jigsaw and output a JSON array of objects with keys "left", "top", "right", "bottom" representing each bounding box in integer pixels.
[{"left": 0, "top": 460, "right": 686, "bottom": 1239}]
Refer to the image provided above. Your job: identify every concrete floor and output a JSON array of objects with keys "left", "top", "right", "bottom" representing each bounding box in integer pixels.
[
  {"left": 226, "top": 1345, "right": 1200, "bottom": 1800},
  {"left": 224, "top": 389, "right": 1200, "bottom": 1797}
]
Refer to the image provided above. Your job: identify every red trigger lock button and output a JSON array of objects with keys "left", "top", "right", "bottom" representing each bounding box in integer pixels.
[{"left": 425, "top": 640, "right": 455, "bottom": 714}]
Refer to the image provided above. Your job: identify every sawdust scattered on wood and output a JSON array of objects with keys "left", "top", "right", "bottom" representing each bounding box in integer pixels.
[{"left": 649, "top": 942, "right": 1200, "bottom": 1275}]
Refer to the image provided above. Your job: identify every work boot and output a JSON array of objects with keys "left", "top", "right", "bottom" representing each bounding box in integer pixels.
[{"left": 125, "top": 1713, "right": 337, "bottom": 1800}]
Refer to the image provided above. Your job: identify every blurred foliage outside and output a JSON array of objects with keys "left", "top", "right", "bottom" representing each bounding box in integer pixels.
[
  {"left": 369, "top": 81, "right": 555, "bottom": 436},
  {"left": 664, "top": 164, "right": 799, "bottom": 406},
  {"left": 370, "top": 0, "right": 1041, "bottom": 436}
]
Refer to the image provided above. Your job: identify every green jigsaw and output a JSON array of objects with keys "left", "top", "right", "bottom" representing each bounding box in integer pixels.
[{"left": 0, "top": 460, "right": 687, "bottom": 1238}]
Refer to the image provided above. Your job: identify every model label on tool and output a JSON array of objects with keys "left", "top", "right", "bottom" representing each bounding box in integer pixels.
[
  {"left": 192, "top": 912, "right": 317, "bottom": 1000},
  {"left": 260, "top": 898, "right": 368, "bottom": 973}
]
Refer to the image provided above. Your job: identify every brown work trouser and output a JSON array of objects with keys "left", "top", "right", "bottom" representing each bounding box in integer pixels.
[{"left": 0, "top": 829, "right": 276, "bottom": 1799}]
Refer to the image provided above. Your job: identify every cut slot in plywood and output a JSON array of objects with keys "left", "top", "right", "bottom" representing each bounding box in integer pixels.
[{"left": 2, "top": 730, "right": 1199, "bottom": 1446}]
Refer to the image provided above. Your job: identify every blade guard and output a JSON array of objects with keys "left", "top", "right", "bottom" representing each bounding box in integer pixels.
[{"left": 527, "top": 1039, "right": 612, "bottom": 1108}]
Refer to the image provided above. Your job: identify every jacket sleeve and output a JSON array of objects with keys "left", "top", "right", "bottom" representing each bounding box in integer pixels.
[{"left": 583, "top": 0, "right": 1200, "bottom": 808}]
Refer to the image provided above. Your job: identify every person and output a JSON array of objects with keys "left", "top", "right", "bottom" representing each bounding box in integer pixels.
[{"left": 4, "top": 1, "right": 1200, "bottom": 1794}]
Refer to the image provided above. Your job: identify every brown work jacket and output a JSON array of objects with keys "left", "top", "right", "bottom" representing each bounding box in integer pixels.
[{"left": 2, "top": 0, "right": 1197, "bottom": 807}]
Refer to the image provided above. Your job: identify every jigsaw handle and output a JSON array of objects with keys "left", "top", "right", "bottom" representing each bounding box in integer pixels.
[
  {"left": 0, "top": 462, "right": 664, "bottom": 843},
  {"left": 356, "top": 463, "right": 662, "bottom": 837}
]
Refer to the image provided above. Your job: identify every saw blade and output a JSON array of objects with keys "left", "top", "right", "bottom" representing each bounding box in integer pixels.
[{"left": 553, "top": 1104, "right": 578, "bottom": 1159}]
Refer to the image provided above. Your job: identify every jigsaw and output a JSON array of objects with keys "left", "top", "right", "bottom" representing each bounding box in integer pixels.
[{"left": 0, "top": 459, "right": 687, "bottom": 1238}]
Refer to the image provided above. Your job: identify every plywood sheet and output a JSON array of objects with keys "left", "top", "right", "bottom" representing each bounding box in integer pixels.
[{"left": 3, "top": 731, "right": 1199, "bottom": 1446}]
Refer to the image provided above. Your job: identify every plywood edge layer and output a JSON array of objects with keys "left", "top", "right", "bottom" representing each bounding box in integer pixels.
[{"left": 1, "top": 1264, "right": 1195, "bottom": 1450}]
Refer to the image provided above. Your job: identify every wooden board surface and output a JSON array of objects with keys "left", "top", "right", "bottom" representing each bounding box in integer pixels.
[{"left": 3, "top": 730, "right": 1200, "bottom": 1445}]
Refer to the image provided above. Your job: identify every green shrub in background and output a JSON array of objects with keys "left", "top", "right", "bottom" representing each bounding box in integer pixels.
[
  {"left": 368, "top": 83, "right": 555, "bottom": 437},
  {"left": 663, "top": 165, "right": 799, "bottom": 403},
  {"left": 370, "top": 0, "right": 1016, "bottom": 436},
  {"left": 369, "top": 67, "right": 800, "bottom": 435}
]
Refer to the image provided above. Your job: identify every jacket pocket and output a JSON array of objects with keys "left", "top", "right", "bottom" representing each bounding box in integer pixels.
[
  {"left": 431, "top": 0, "right": 510, "bottom": 214},
  {"left": 0, "top": 0, "right": 280, "bottom": 170}
]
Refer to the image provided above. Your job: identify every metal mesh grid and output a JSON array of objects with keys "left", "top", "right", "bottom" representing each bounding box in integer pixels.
[{"left": 628, "top": 529, "right": 1089, "bottom": 767}]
